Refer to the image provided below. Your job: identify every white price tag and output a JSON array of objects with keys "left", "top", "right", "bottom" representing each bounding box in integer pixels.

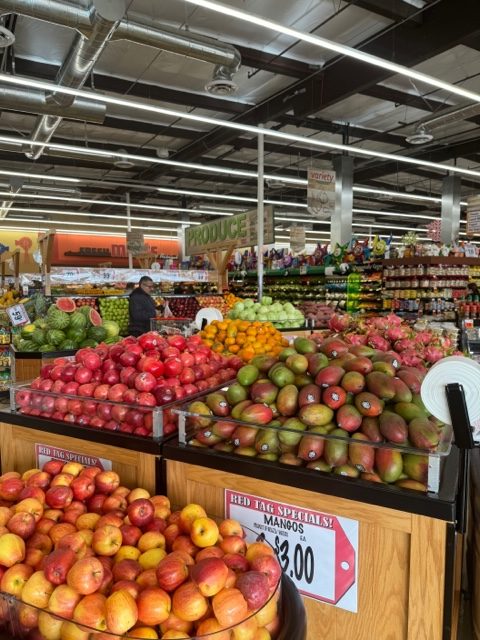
[
  {"left": 7, "top": 303, "right": 30, "bottom": 327},
  {"left": 225, "top": 490, "right": 358, "bottom": 612}
]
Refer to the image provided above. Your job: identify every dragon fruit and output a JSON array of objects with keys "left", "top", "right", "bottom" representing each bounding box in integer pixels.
[
  {"left": 424, "top": 345, "right": 445, "bottom": 364},
  {"left": 387, "top": 326, "right": 411, "bottom": 342},
  {"left": 385, "top": 313, "right": 403, "bottom": 326},
  {"left": 414, "top": 331, "right": 432, "bottom": 346},
  {"left": 328, "top": 314, "right": 351, "bottom": 332},
  {"left": 401, "top": 351, "right": 425, "bottom": 367},
  {"left": 394, "top": 338, "right": 417, "bottom": 352},
  {"left": 343, "top": 332, "right": 368, "bottom": 346},
  {"left": 367, "top": 333, "right": 390, "bottom": 351}
]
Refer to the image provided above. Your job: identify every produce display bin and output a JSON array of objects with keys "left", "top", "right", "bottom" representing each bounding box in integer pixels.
[
  {"left": 10, "top": 346, "right": 76, "bottom": 384},
  {"left": 161, "top": 435, "right": 463, "bottom": 640},
  {"left": 0, "top": 568, "right": 305, "bottom": 640},
  {"left": 174, "top": 387, "right": 454, "bottom": 494},
  {"left": 150, "top": 315, "right": 196, "bottom": 336}
]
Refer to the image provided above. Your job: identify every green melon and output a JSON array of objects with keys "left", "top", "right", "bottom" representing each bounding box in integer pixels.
[
  {"left": 47, "top": 308, "right": 70, "bottom": 330},
  {"left": 89, "top": 308, "right": 102, "bottom": 327},
  {"left": 33, "top": 318, "right": 47, "bottom": 330},
  {"left": 31, "top": 329, "right": 46, "bottom": 346},
  {"left": 60, "top": 340, "right": 77, "bottom": 350},
  {"left": 56, "top": 297, "right": 76, "bottom": 313},
  {"left": 46, "top": 329, "right": 66, "bottom": 346},
  {"left": 67, "top": 328, "right": 86, "bottom": 343},
  {"left": 80, "top": 339, "right": 97, "bottom": 348},
  {"left": 78, "top": 305, "right": 94, "bottom": 320},
  {"left": 69, "top": 311, "right": 87, "bottom": 330},
  {"left": 87, "top": 325, "right": 107, "bottom": 342},
  {"left": 19, "top": 340, "right": 38, "bottom": 352},
  {"left": 39, "top": 344, "right": 55, "bottom": 352},
  {"left": 20, "top": 324, "right": 36, "bottom": 339},
  {"left": 102, "top": 320, "right": 120, "bottom": 339},
  {"left": 104, "top": 335, "right": 121, "bottom": 345}
]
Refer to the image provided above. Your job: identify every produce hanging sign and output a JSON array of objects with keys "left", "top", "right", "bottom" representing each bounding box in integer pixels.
[
  {"left": 466, "top": 195, "right": 480, "bottom": 237},
  {"left": 307, "top": 167, "right": 336, "bottom": 220},
  {"left": 225, "top": 489, "right": 358, "bottom": 612},
  {"left": 185, "top": 206, "right": 275, "bottom": 255}
]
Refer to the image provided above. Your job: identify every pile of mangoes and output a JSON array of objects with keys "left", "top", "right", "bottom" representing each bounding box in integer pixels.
[{"left": 185, "top": 336, "right": 452, "bottom": 492}]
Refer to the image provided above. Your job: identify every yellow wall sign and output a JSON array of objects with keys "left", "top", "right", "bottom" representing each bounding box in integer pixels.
[{"left": 185, "top": 206, "right": 275, "bottom": 255}]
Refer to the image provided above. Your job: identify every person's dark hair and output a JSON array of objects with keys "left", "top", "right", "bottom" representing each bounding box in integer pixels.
[{"left": 139, "top": 276, "right": 153, "bottom": 285}]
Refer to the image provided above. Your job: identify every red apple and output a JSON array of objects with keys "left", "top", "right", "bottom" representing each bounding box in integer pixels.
[
  {"left": 87, "top": 493, "right": 106, "bottom": 514},
  {"left": 171, "top": 581, "right": 208, "bottom": 622},
  {"left": 136, "top": 587, "right": 171, "bottom": 626},
  {"left": 222, "top": 553, "right": 249, "bottom": 573},
  {"left": 105, "top": 589, "right": 138, "bottom": 635},
  {"left": 127, "top": 499, "right": 154, "bottom": 528},
  {"left": 67, "top": 557, "right": 105, "bottom": 595},
  {"left": 120, "top": 524, "right": 142, "bottom": 547},
  {"left": 112, "top": 558, "right": 142, "bottom": 582},
  {"left": 179, "top": 504, "right": 207, "bottom": 533},
  {"left": 250, "top": 554, "right": 282, "bottom": 589},
  {"left": 219, "top": 535, "right": 247, "bottom": 555},
  {"left": 50, "top": 473, "right": 74, "bottom": 488},
  {"left": 155, "top": 556, "right": 188, "bottom": 592},
  {"left": 48, "top": 584, "right": 81, "bottom": 619},
  {"left": 0, "top": 563, "right": 33, "bottom": 596},
  {"left": 43, "top": 548, "right": 77, "bottom": 585},
  {"left": 0, "top": 477, "right": 24, "bottom": 501},
  {"left": 190, "top": 557, "right": 229, "bottom": 597},
  {"left": 212, "top": 587, "right": 248, "bottom": 627},
  {"left": 110, "top": 579, "right": 140, "bottom": 600},
  {"left": 70, "top": 476, "right": 95, "bottom": 502},
  {"left": 190, "top": 517, "right": 219, "bottom": 548},
  {"left": 95, "top": 471, "right": 120, "bottom": 495},
  {"left": 27, "top": 532, "right": 52, "bottom": 555},
  {"left": 45, "top": 486, "right": 73, "bottom": 510},
  {"left": 72, "top": 592, "right": 107, "bottom": 631},
  {"left": 6, "top": 511, "right": 36, "bottom": 539},
  {"left": 236, "top": 570, "right": 271, "bottom": 609},
  {"left": 92, "top": 525, "right": 122, "bottom": 557},
  {"left": 42, "top": 460, "right": 64, "bottom": 477}
]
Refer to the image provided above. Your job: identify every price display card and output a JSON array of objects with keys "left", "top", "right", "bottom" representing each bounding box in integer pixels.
[
  {"left": 225, "top": 490, "right": 358, "bottom": 612},
  {"left": 7, "top": 303, "right": 30, "bottom": 327}
]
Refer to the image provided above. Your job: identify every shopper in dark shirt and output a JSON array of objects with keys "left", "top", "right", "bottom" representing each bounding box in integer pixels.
[{"left": 128, "top": 276, "right": 156, "bottom": 337}]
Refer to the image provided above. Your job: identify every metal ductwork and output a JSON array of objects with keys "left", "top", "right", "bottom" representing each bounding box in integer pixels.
[
  {"left": 0, "top": 86, "right": 106, "bottom": 122},
  {"left": 0, "top": 0, "right": 241, "bottom": 80},
  {"left": 406, "top": 102, "right": 480, "bottom": 144},
  {"left": 26, "top": 0, "right": 126, "bottom": 159}
]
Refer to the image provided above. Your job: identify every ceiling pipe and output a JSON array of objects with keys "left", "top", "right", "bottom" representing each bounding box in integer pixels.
[
  {"left": 0, "top": 85, "right": 106, "bottom": 122},
  {"left": 0, "top": 0, "right": 241, "bottom": 81},
  {"left": 26, "top": 0, "right": 126, "bottom": 159},
  {"left": 407, "top": 102, "right": 480, "bottom": 144}
]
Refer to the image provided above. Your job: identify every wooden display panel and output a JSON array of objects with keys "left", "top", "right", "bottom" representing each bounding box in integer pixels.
[
  {"left": 0, "top": 423, "right": 159, "bottom": 494},
  {"left": 166, "top": 460, "right": 454, "bottom": 640}
]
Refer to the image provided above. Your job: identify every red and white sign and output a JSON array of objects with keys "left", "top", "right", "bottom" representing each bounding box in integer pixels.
[
  {"left": 35, "top": 443, "right": 112, "bottom": 471},
  {"left": 225, "top": 490, "right": 358, "bottom": 612}
]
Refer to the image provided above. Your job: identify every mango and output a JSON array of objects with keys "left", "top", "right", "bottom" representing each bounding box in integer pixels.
[
  {"left": 237, "top": 364, "right": 260, "bottom": 386},
  {"left": 348, "top": 433, "right": 375, "bottom": 473},
  {"left": 188, "top": 401, "right": 213, "bottom": 428},
  {"left": 391, "top": 377, "right": 413, "bottom": 403},
  {"left": 315, "top": 365, "right": 345, "bottom": 388},
  {"left": 213, "top": 442, "right": 235, "bottom": 453},
  {"left": 375, "top": 448, "right": 403, "bottom": 483},
  {"left": 340, "top": 371, "right": 365, "bottom": 394},
  {"left": 329, "top": 355, "right": 355, "bottom": 368},
  {"left": 250, "top": 355, "right": 278, "bottom": 373},
  {"left": 257, "top": 452, "right": 279, "bottom": 462},
  {"left": 348, "top": 345, "right": 376, "bottom": 358},
  {"left": 324, "top": 428, "right": 349, "bottom": 467},
  {"left": 226, "top": 383, "right": 249, "bottom": 405},
  {"left": 278, "top": 417, "right": 306, "bottom": 446},
  {"left": 335, "top": 405, "right": 362, "bottom": 432},
  {"left": 232, "top": 426, "right": 258, "bottom": 448},
  {"left": 231, "top": 400, "right": 253, "bottom": 420},
  {"left": 396, "top": 369, "right": 422, "bottom": 394},
  {"left": 318, "top": 337, "right": 349, "bottom": 358},
  {"left": 268, "top": 403, "right": 280, "bottom": 419},
  {"left": 234, "top": 446, "right": 258, "bottom": 457},
  {"left": 293, "top": 337, "right": 317, "bottom": 355},
  {"left": 378, "top": 410, "right": 408, "bottom": 444},
  {"left": 322, "top": 385, "right": 347, "bottom": 410},
  {"left": 285, "top": 354, "right": 309, "bottom": 374},
  {"left": 394, "top": 402, "right": 427, "bottom": 422},
  {"left": 277, "top": 384, "right": 299, "bottom": 417},
  {"left": 403, "top": 453, "right": 428, "bottom": 483},
  {"left": 371, "top": 352, "right": 401, "bottom": 370},
  {"left": 360, "top": 472, "right": 384, "bottom": 483},
  {"left": 365, "top": 371, "right": 395, "bottom": 400},
  {"left": 255, "top": 429, "right": 280, "bottom": 455},
  {"left": 269, "top": 365, "right": 296, "bottom": 388},
  {"left": 188, "top": 438, "right": 208, "bottom": 448},
  {"left": 298, "top": 384, "right": 321, "bottom": 408},
  {"left": 395, "top": 479, "right": 426, "bottom": 492},
  {"left": 360, "top": 416, "right": 383, "bottom": 442},
  {"left": 298, "top": 403, "right": 334, "bottom": 427},
  {"left": 412, "top": 394, "right": 430, "bottom": 415},
  {"left": 306, "top": 459, "right": 332, "bottom": 472},
  {"left": 408, "top": 418, "right": 440, "bottom": 450},
  {"left": 354, "top": 392, "right": 384, "bottom": 417},
  {"left": 372, "top": 361, "right": 396, "bottom": 377},
  {"left": 212, "top": 420, "right": 237, "bottom": 439},
  {"left": 279, "top": 442, "right": 297, "bottom": 454},
  {"left": 240, "top": 404, "right": 274, "bottom": 425},
  {"left": 206, "top": 392, "right": 230, "bottom": 417},
  {"left": 344, "top": 356, "right": 373, "bottom": 375},
  {"left": 306, "top": 352, "right": 329, "bottom": 376},
  {"left": 294, "top": 373, "right": 314, "bottom": 388},
  {"left": 334, "top": 464, "right": 360, "bottom": 478},
  {"left": 279, "top": 453, "right": 304, "bottom": 466},
  {"left": 297, "top": 432, "right": 325, "bottom": 461},
  {"left": 196, "top": 428, "right": 222, "bottom": 446},
  {"left": 279, "top": 347, "right": 297, "bottom": 361},
  {"left": 250, "top": 380, "right": 279, "bottom": 405}
]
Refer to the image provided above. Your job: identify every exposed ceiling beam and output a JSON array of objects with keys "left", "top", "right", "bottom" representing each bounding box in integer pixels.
[
  {"left": 342, "top": 0, "right": 424, "bottom": 22},
  {"left": 234, "top": 45, "right": 312, "bottom": 79}
]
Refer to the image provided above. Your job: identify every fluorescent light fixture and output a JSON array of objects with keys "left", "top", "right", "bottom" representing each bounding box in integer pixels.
[
  {"left": 0, "top": 169, "right": 80, "bottom": 183},
  {"left": 0, "top": 77, "right": 479, "bottom": 182},
  {"left": 183, "top": 0, "right": 480, "bottom": 105},
  {"left": 5, "top": 207, "right": 201, "bottom": 226},
  {"left": 5, "top": 217, "right": 178, "bottom": 234},
  {"left": 0, "top": 225, "right": 178, "bottom": 240},
  {"left": 401, "top": 0, "right": 426, "bottom": 8}
]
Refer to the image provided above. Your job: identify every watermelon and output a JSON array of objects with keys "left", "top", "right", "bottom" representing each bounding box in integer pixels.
[
  {"left": 67, "top": 328, "right": 86, "bottom": 343},
  {"left": 39, "top": 344, "right": 55, "bottom": 352},
  {"left": 68, "top": 312, "right": 87, "bottom": 330},
  {"left": 33, "top": 318, "right": 47, "bottom": 330},
  {"left": 78, "top": 305, "right": 93, "bottom": 320},
  {"left": 89, "top": 308, "right": 102, "bottom": 327},
  {"left": 18, "top": 340, "right": 37, "bottom": 352},
  {"left": 20, "top": 324, "right": 36, "bottom": 339},
  {"left": 104, "top": 336, "right": 121, "bottom": 345},
  {"left": 60, "top": 340, "right": 77, "bottom": 350},
  {"left": 47, "top": 308, "right": 70, "bottom": 330},
  {"left": 31, "top": 329, "right": 46, "bottom": 346},
  {"left": 80, "top": 339, "right": 97, "bottom": 348},
  {"left": 46, "top": 329, "right": 66, "bottom": 346},
  {"left": 56, "top": 298, "right": 76, "bottom": 313},
  {"left": 87, "top": 325, "right": 107, "bottom": 342},
  {"left": 102, "top": 320, "right": 120, "bottom": 339}
]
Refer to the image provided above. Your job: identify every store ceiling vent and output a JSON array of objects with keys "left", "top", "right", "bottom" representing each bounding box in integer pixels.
[
  {"left": 266, "top": 178, "right": 286, "bottom": 190},
  {"left": 113, "top": 150, "right": 135, "bottom": 169},
  {"left": 0, "top": 25, "right": 14, "bottom": 48},
  {"left": 205, "top": 78, "right": 238, "bottom": 96},
  {"left": 405, "top": 125, "right": 434, "bottom": 145}
]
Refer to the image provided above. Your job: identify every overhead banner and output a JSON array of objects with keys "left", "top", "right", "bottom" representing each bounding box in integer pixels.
[
  {"left": 185, "top": 206, "right": 275, "bottom": 255},
  {"left": 307, "top": 168, "right": 336, "bottom": 220},
  {"left": 466, "top": 195, "right": 480, "bottom": 237},
  {"left": 126, "top": 230, "right": 146, "bottom": 256},
  {"left": 290, "top": 225, "right": 306, "bottom": 253}
]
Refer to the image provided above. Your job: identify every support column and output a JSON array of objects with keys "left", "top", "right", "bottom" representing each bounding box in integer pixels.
[
  {"left": 441, "top": 176, "right": 461, "bottom": 244},
  {"left": 126, "top": 192, "right": 133, "bottom": 269},
  {"left": 331, "top": 156, "right": 353, "bottom": 247},
  {"left": 257, "top": 130, "right": 265, "bottom": 301}
]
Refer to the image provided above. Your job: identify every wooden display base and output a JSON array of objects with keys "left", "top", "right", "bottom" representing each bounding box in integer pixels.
[
  {"left": 164, "top": 456, "right": 462, "bottom": 640},
  {"left": 0, "top": 419, "right": 161, "bottom": 494},
  {"left": 11, "top": 348, "right": 77, "bottom": 383}
]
